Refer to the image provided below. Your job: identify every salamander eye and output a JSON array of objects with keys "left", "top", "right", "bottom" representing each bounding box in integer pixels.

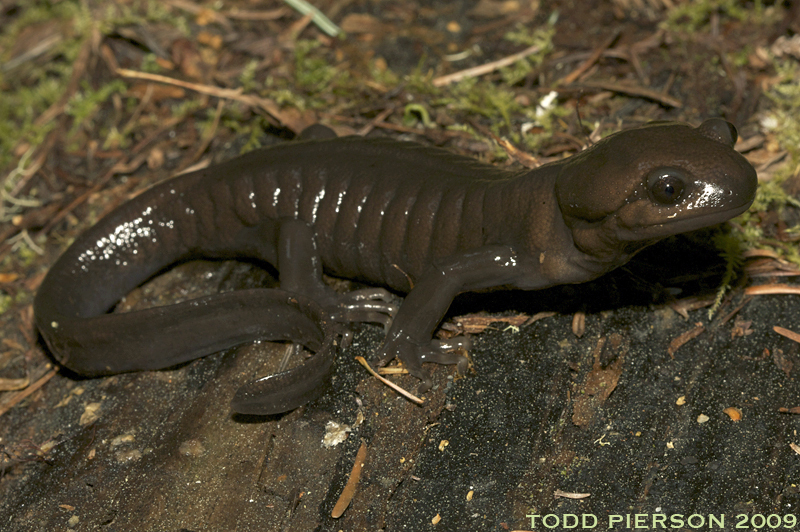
[{"left": 647, "top": 168, "right": 686, "bottom": 205}]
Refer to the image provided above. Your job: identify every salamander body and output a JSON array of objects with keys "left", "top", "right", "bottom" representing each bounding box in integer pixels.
[{"left": 34, "top": 119, "right": 758, "bottom": 414}]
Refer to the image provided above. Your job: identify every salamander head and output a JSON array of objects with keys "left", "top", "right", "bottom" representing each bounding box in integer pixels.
[{"left": 555, "top": 118, "right": 757, "bottom": 259}]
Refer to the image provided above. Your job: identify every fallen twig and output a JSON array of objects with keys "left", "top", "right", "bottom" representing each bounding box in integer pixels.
[
  {"left": 554, "top": 489, "right": 591, "bottom": 499},
  {"left": 667, "top": 324, "right": 705, "bottom": 357},
  {"left": 115, "top": 68, "right": 287, "bottom": 127},
  {"left": 433, "top": 43, "right": 543, "bottom": 87},
  {"left": 354, "top": 356, "right": 424, "bottom": 405},
  {"left": 774, "top": 326, "right": 800, "bottom": 344},
  {"left": 565, "top": 80, "right": 682, "bottom": 108},
  {"left": 0, "top": 367, "right": 58, "bottom": 418},
  {"left": 745, "top": 284, "right": 800, "bottom": 296},
  {"left": 225, "top": 7, "right": 288, "bottom": 21},
  {"left": 331, "top": 441, "right": 367, "bottom": 518},
  {"left": 559, "top": 30, "right": 620, "bottom": 85}
]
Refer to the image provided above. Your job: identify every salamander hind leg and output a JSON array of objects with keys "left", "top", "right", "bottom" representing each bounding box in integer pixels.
[
  {"left": 328, "top": 287, "right": 398, "bottom": 330},
  {"left": 277, "top": 219, "right": 397, "bottom": 327}
]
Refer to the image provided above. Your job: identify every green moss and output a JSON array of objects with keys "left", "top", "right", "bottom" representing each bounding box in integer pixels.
[
  {"left": 293, "top": 40, "right": 350, "bottom": 99},
  {"left": 664, "top": 0, "right": 767, "bottom": 32},
  {"left": 100, "top": 0, "right": 189, "bottom": 34},
  {"left": 521, "top": 95, "right": 572, "bottom": 152},
  {"left": 500, "top": 24, "right": 555, "bottom": 86},
  {"left": 169, "top": 99, "right": 205, "bottom": 121},
  {"left": 728, "top": 47, "right": 751, "bottom": 68},
  {"left": 214, "top": 104, "right": 273, "bottom": 154},
  {"left": 744, "top": 58, "right": 800, "bottom": 267},
  {"left": 404, "top": 56, "right": 440, "bottom": 96},
  {"left": 270, "top": 87, "right": 308, "bottom": 110},
  {"left": 498, "top": 60, "right": 530, "bottom": 87},
  {"left": 0, "top": 0, "right": 200, "bottom": 174},
  {"left": 0, "top": 293, "right": 11, "bottom": 314},
  {"left": 139, "top": 53, "right": 164, "bottom": 74},
  {"left": 370, "top": 60, "right": 401, "bottom": 88},
  {"left": 0, "top": 1, "right": 82, "bottom": 51},
  {"left": 9, "top": 237, "right": 42, "bottom": 268},
  {"left": 259, "top": 41, "right": 352, "bottom": 110},
  {"left": 241, "top": 117, "right": 274, "bottom": 154},
  {"left": 708, "top": 230, "right": 746, "bottom": 317},
  {"left": 0, "top": 0, "right": 86, "bottom": 171},
  {"left": 417, "top": 22, "right": 557, "bottom": 137},
  {"left": 402, "top": 104, "right": 434, "bottom": 128},
  {"left": 393, "top": 22, "right": 560, "bottom": 146},
  {"left": 444, "top": 77, "right": 521, "bottom": 136},
  {"left": 238, "top": 59, "right": 260, "bottom": 93},
  {"left": 764, "top": 61, "right": 800, "bottom": 159},
  {"left": 65, "top": 79, "right": 127, "bottom": 138},
  {"left": 751, "top": 177, "right": 800, "bottom": 213}
]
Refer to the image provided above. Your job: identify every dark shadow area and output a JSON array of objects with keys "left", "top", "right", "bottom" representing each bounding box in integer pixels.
[{"left": 449, "top": 226, "right": 731, "bottom": 318}]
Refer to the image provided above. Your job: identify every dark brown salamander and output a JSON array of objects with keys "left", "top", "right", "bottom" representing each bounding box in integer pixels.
[{"left": 34, "top": 119, "right": 757, "bottom": 414}]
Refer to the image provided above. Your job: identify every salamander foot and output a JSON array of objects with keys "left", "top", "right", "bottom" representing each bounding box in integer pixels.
[{"left": 378, "top": 332, "right": 470, "bottom": 392}]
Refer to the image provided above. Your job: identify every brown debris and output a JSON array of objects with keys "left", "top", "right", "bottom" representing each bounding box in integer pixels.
[
  {"left": 723, "top": 407, "right": 742, "bottom": 422},
  {"left": 571, "top": 311, "right": 586, "bottom": 338},
  {"left": 730, "top": 317, "right": 754, "bottom": 338},
  {"left": 572, "top": 335, "right": 626, "bottom": 427},
  {"left": 0, "top": 378, "right": 29, "bottom": 392},
  {"left": 340, "top": 13, "right": 391, "bottom": 35},
  {"left": 774, "top": 326, "right": 800, "bottom": 344},
  {"left": 0, "top": 366, "right": 58, "bottom": 419},
  {"left": 166, "top": 0, "right": 234, "bottom": 30},
  {"left": 451, "top": 313, "right": 529, "bottom": 334},
  {"left": 772, "top": 349, "right": 794, "bottom": 378},
  {"left": 224, "top": 7, "right": 289, "bottom": 21},
  {"left": 127, "top": 82, "right": 186, "bottom": 101},
  {"left": 667, "top": 323, "right": 705, "bottom": 357},
  {"left": 566, "top": 80, "right": 683, "bottom": 108},
  {"left": 669, "top": 295, "right": 716, "bottom": 320},
  {"left": 494, "top": 136, "right": 541, "bottom": 168},
  {"left": 558, "top": 30, "right": 621, "bottom": 85},
  {"left": 331, "top": 441, "right": 368, "bottom": 518},
  {"left": 523, "top": 311, "right": 557, "bottom": 326},
  {"left": 745, "top": 257, "right": 800, "bottom": 278},
  {"left": 716, "top": 296, "right": 752, "bottom": 327}
]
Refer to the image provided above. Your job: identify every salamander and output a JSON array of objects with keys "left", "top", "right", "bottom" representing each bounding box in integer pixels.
[{"left": 33, "top": 119, "right": 758, "bottom": 414}]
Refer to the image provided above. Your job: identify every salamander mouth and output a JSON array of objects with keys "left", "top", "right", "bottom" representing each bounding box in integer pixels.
[{"left": 617, "top": 198, "right": 754, "bottom": 241}]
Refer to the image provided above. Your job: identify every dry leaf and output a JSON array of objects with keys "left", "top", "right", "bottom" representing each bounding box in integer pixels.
[
  {"left": 79, "top": 402, "right": 101, "bottom": 425},
  {"left": 723, "top": 407, "right": 742, "bottom": 421}
]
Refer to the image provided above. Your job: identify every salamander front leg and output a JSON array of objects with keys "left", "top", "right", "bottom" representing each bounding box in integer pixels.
[{"left": 378, "top": 245, "right": 529, "bottom": 391}]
